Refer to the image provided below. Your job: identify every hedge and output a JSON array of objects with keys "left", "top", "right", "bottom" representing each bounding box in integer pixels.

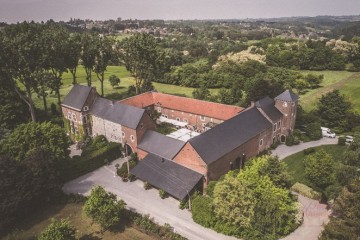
[
  {"left": 290, "top": 182, "right": 322, "bottom": 200},
  {"left": 61, "top": 142, "right": 122, "bottom": 182}
]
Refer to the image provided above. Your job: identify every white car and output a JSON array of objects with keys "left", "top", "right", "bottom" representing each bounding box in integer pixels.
[
  {"left": 345, "top": 135, "right": 354, "bottom": 143},
  {"left": 321, "top": 127, "right": 336, "bottom": 138}
]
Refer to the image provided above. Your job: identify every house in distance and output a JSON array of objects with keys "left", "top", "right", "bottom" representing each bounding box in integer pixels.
[{"left": 61, "top": 85, "right": 298, "bottom": 200}]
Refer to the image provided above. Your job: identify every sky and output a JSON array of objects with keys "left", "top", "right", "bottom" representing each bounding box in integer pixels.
[{"left": 0, "top": 0, "right": 360, "bottom": 23}]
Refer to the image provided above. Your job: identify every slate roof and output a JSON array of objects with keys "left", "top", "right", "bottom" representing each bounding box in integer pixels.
[
  {"left": 256, "top": 97, "right": 283, "bottom": 122},
  {"left": 189, "top": 107, "right": 272, "bottom": 165},
  {"left": 130, "top": 154, "right": 203, "bottom": 200},
  {"left": 119, "top": 92, "right": 243, "bottom": 120},
  {"left": 90, "top": 97, "right": 145, "bottom": 129},
  {"left": 138, "top": 130, "right": 186, "bottom": 159},
  {"left": 62, "top": 84, "right": 93, "bottom": 111},
  {"left": 275, "top": 89, "right": 299, "bottom": 102}
]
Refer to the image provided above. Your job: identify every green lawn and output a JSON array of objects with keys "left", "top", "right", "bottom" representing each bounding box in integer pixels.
[
  {"left": 35, "top": 65, "right": 209, "bottom": 110},
  {"left": 297, "top": 70, "right": 360, "bottom": 112},
  {"left": 4, "top": 202, "right": 155, "bottom": 240},
  {"left": 283, "top": 144, "right": 348, "bottom": 185}
]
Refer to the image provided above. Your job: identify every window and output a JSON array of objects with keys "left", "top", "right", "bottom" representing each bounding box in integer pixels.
[
  {"left": 283, "top": 102, "right": 288, "bottom": 107},
  {"left": 176, "top": 117, "right": 180, "bottom": 121},
  {"left": 202, "top": 123, "right": 206, "bottom": 127},
  {"left": 67, "top": 112, "right": 71, "bottom": 119},
  {"left": 277, "top": 121, "right": 281, "bottom": 129},
  {"left": 122, "top": 132, "right": 125, "bottom": 138},
  {"left": 86, "top": 128, "right": 91, "bottom": 136},
  {"left": 259, "top": 139, "right": 263, "bottom": 146},
  {"left": 140, "top": 123, "right": 144, "bottom": 129},
  {"left": 183, "top": 118, "right": 188, "bottom": 123},
  {"left": 72, "top": 113, "right": 76, "bottom": 122},
  {"left": 83, "top": 106, "right": 89, "bottom": 111},
  {"left": 74, "top": 126, "right": 79, "bottom": 135},
  {"left": 130, "top": 135, "right": 135, "bottom": 142},
  {"left": 200, "top": 115, "right": 206, "bottom": 121},
  {"left": 157, "top": 107, "right": 161, "bottom": 113},
  {"left": 83, "top": 116, "right": 87, "bottom": 124},
  {"left": 273, "top": 123, "right": 277, "bottom": 132}
]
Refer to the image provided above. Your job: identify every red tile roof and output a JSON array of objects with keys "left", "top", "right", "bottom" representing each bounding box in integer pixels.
[{"left": 119, "top": 92, "right": 243, "bottom": 120}]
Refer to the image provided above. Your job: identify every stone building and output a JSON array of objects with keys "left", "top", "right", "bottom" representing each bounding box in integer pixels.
[{"left": 62, "top": 85, "right": 298, "bottom": 200}]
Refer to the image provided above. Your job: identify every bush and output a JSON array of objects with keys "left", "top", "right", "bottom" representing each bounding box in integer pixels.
[
  {"left": 338, "top": 136, "right": 346, "bottom": 145},
  {"left": 205, "top": 181, "right": 217, "bottom": 197},
  {"left": 290, "top": 182, "right": 322, "bottom": 200},
  {"left": 144, "top": 181, "right": 152, "bottom": 190},
  {"left": 179, "top": 199, "right": 189, "bottom": 209},
  {"left": 159, "top": 189, "right": 167, "bottom": 199},
  {"left": 285, "top": 134, "right": 300, "bottom": 146},
  {"left": 37, "top": 219, "right": 76, "bottom": 240},
  {"left": 305, "top": 122, "right": 322, "bottom": 140},
  {"left": 117, "top": 163, "right": 128, "bottom": 180},
  {"left": 128, "top": 173, "right": 135, "bottom": 182},
  {"left": 303, "top": 148, "right": 316, "bottom": 155},
  {"left": 191, "top": 195, "right": 215, "bottom": 228}
]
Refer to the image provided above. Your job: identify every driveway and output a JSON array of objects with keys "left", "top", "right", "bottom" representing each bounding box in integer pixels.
[
  {"left": 63, "top": 158, "right": 237, "bottom": 240},
  {"left": 272, "top": 137, "right": 338, "bottom": 160},
  {"left": 282, "top": 194, "right": 330, "bottom": 240}
]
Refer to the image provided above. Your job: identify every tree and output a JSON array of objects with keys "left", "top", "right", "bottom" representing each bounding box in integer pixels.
[
  {"left": 120, "top": 33, "right": 162, "bottom": 94},
  {"left": 319, "top": 179, "right": 360, "bottom": 240},
  {"left": 66, "top": 33, "right": 82, "bottom": 85},
  {"left": 38, "top": 219, "right": 76, "bottom": 240},
  {"left": 304, "top": 149, "right": 335, "bottom": 189},
  {"left": 192, "top": 85, "right": 211, "bottom": 100},
  {"left": 95, "top": 36, "right": 114, "bottom": 96},
  {"left": 317, "top": 90, "right": 353, "bottom": 130},
  {"left": 81, "top": 33, "right": 98, "bottom": 86},
  {"left": 0, "top": 121, "right": 70, "bottom": 162},
  {"left": 258, "top": 156, "right": 292, "bottom": 189},
  {"left": 83, "top": 186, "right": 126, "bottom": 231},
  {"left": 108, "top": 75, "right": 121, "bottom": 88},
  {"left": 1, "top": 22, "right": 45, "bottom": 122}
]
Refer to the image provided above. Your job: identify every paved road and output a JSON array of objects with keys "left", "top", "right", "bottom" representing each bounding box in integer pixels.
[
  {"left": 272, "top": 138, "right": 336, "bottom": 240},
  {"left": 272, "top": 137, "right": 338, "bottom": 160},
  {"left": 282, "top": 194, "right": 330, "bottom": 240},
  {"left": 63, "top": 158, "right": 237, "bottom": 240}
]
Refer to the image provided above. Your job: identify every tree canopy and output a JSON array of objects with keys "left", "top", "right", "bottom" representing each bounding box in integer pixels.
[{"left": 37, "top": 219, "right": 76, "bottom": 240}]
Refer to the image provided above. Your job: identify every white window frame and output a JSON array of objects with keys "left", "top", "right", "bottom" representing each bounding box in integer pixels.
[
  {"left": 72, "top": 113, "right": 77, "bottom": 122},
  {"left": 273, "top": 123, "right": 277, "bottom": 132},
  {"left": 157, "top": 107, "right": 161, "bottom": 113},
  {"left": 130, "top": 135, "right": 135, "bottom": 142},
  {"left": 183, "top": 118, "right": 188, "bottom": 123},
  {"left": 176, "top": 117, "right": 180, "bottom": 121},
  {"left": 200, "top": 115, "right": 206, "bottom": 121},
  {"left": 122, "top": 132, "right": 125, "bottom": 138},
  {"left": 83, "top": 106, "right": 89, "bottom": 111},
  {"left": 259, "top": 139, "right": 263, "bottom": 146}
]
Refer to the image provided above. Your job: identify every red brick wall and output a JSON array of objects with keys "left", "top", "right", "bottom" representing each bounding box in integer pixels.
[
  {"left": 136, "top": 113, "right": 156, "bottom": 143},
  {"left": 137, "top": 149, "right": 149, "bottom": 160},
  {"left": 173, "top": 142, "right": 207, "bottom": 176},
  {"left": 122, "top": 126, "right": 137, "bottom": 154},
  {"left": 275, "top": 100, "right": 297, "bottom": 137},
  {"left": 207, "top": 134, "right": 262, "bottom": 181},
  {"left": 157, "top": 107, "right": 223, "bottom": 131}
]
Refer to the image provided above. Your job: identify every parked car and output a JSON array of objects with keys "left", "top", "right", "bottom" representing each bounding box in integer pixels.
[
  {"left": 345, "top": 135, "right": 354, "bottom": 144},
  {"left": 321, "top": 127, "right": 336, "bottom": 138}
]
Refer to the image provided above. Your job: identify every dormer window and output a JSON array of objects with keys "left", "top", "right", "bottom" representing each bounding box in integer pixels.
[{"left": 83, "top": 106, "right": 89, "bottom": 111}]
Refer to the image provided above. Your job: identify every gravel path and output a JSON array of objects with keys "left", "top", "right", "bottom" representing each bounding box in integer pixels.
[{"left": 63, "top": 158, "right": 237, "bottom": 240}]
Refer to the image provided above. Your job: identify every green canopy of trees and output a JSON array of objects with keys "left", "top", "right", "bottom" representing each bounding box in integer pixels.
[{"left": 37, "top": 219, "right": 76, "bottom": 240}]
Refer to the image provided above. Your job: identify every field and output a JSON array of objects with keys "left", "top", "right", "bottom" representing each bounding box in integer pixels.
[
  {"left": 298, "top": 70, "right": 360, "bottom": 112},
  {"left": 283, "top": 144, "right": 347, "bottom": 185},
  {"left": 4, "top": 202, "right": 155, "bottom": 240},
  {"left": 36, "top": 65, "right": 211, "bottom": 109}
]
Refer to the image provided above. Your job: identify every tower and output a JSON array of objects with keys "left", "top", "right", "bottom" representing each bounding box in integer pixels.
[{"left": 274, "top": 90, "right": 298, "bottom": 141}]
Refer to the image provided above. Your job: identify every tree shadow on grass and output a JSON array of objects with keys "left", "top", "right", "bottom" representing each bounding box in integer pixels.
[{"left": 79, "top": 233, "right": 102, "bottom": 240}]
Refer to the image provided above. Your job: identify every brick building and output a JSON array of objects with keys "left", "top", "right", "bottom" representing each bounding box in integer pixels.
[{"left": 62, "top": 85, "right": 298, "bottom": 200}]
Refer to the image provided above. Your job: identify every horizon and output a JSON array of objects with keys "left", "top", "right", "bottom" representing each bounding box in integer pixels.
[{"left": 1, "top": 0, "right": 360, "bottom": 24}]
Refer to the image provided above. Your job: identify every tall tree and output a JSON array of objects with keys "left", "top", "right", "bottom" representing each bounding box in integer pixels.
[
  {"left": 94, "top": 36, "right": 114, "bottom": 96},
  {"left": 81, "top": 33, "right": 98, "bottom": 86},
  {"left": 66, "top": 33, "right": 82, "bottom": 85},
  {"left": 1, "top": 22, "right": 45, "bottom": 122},
  {"left": 120, "top": 33, "right": 162, "bottom": 94},
  {"left": 42, "top": 22, "right": 70, "bottom": 106}
]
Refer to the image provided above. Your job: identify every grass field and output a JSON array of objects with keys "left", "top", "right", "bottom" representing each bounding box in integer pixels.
[
  {"left": 297, "top": 70, "right": 360, "bottom": 112},
  {"left": 4, "top": 202, "right": 155, "bottom": 240},
  {"left": 35, "top": 65, "right": 208, "bottom": 110},
  {"left": 283, "top": 144, "right": 348, "bottom": 185}
]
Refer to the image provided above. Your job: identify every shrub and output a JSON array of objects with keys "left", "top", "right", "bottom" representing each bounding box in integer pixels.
[
  {"left": 305, "top": 122, "right": 322, "bottom": 140},
  {"left": 285, "top": 134, "right": 300, "bottom": 146},
  {"left": 338, "top": 136, "right": 346, "bottom": 145},
  {"left": 290, "top": 182, "right": 322, "bottom": 200},
  {"left": 128, "top": 173, "right": 135, "bottom": 182},
  {"left": 117, "top": 163, "right": 128, "bottom": 180},
  {"left": 37, "top": 219, "right": 76, "bottom": 240},
  {"left": 179, "top": 199, "right": 189, "bottom": 209},
  {"left": 205, "top": 181, "right": 217, "bottom": 197},
  {"left": 191, "top": 195, "right": 215, "bottom": 228},
  {"left": 144, "top": 181, "right": 152, "bottom": 190},
  {"left": 159, "top": 189, "right": 167, "bottom": 199},
  {"left": 303, "top": 148, "right": 316, "bottom": 155}
]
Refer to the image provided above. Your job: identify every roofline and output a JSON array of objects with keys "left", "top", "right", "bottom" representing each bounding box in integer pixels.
[{"left": 60, "top": 103, "right": 82, "bottom": 112}]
